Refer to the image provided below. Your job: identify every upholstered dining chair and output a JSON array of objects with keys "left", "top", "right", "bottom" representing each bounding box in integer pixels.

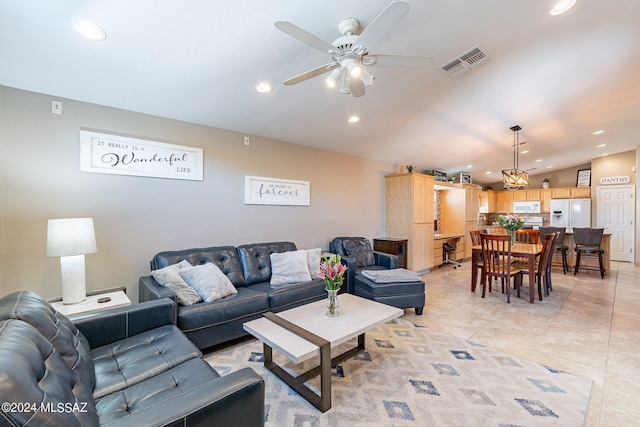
[
  {"left": 539, "top": 226, "right": 569, "bottom": 274},
  {"left": 479, "top": 234, "right": 523, "bottom": 303},
  {"left": 573, "top": 228, "right": 606, "bottom": 279}
]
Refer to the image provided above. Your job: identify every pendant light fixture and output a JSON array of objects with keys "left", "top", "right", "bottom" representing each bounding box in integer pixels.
[{"left": 502, "top": 125, "right": 529, "bottom": 190}]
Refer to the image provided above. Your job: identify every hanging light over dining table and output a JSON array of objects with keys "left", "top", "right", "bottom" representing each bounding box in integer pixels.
[{"left": 502, "top": 125, "right": 529, "bottom": 190}]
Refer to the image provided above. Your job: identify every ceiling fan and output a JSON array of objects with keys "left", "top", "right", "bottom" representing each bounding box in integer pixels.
[{"left": 275, "top": 1, "right": 433, "bottom": 97}]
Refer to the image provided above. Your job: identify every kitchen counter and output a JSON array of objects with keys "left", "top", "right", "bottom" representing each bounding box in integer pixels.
[{"left": 433, "top": 233, "right": 464, "bottom": 240}]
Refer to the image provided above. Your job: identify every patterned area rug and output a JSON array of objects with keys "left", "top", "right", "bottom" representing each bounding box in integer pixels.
[{"left": 204, "top": 317, "right": 592, "bottom": 426}]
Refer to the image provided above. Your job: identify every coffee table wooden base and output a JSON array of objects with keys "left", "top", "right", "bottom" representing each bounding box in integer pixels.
[{"left": 262, "top": 312, "right": 365, "bottom": 412}]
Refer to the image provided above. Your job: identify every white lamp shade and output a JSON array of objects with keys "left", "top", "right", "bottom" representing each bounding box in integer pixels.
[{"left": 47, "top": 218, "right": 97, "bottom": 257}]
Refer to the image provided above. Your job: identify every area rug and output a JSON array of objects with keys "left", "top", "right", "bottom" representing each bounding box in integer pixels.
[{"left": 204, "top": 317, "right": 592, "bottom": 426}]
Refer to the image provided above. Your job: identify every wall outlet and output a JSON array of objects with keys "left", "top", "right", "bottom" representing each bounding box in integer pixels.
[
  {"left": 52, "top": 100, "right": 62, "bottom": 114},
  {"left": 244, "top": 136, "right": 250, "bottom": 146}
]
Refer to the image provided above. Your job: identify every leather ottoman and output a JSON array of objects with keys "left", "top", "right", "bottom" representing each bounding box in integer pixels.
[{"left": 354, "top": 274, "right": 425, "bottom": 315}]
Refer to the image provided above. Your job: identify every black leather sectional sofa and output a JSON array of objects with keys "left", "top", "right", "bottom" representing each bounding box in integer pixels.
[
  {"left": 139, "top": 241, "right": 327, "bottom": 350},
  {"left": 0, "top": 291, "right": 264, "bottom": 426}
]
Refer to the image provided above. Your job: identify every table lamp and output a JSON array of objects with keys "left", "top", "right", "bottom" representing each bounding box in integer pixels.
[{"left": 47, "top": 218, "right": 97, "bottom": 304}]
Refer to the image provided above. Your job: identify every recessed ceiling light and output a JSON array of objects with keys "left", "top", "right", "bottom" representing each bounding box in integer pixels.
[
  {"left": 74, "top": 21, "right": 106, "bottom": 41},
  {"left": 485, "top": 171, "right": 492, "bottom": 175},
  {"left": 255, "top": 82, "right": 272, "bottom": 93},
  {"left": 597, "top": 143, "right": 607, "bottom": 148},
  {"left": 535, "top": 159, "right": 543, "bottom": 162},
  {"left": 601, "top": 153, "right": 609, "bottom": 157},
  {"left": 592, "top": 130, "right": 604, "bottom": 135},
  {"left": 546, "top": 165, "right": 554, "bottom": 169},
  {"left": 466, "top": 165, "right": 472, "bottom": 168},
  {"left": 550, "top": 0, "right": 576, "bottom": 15},
  {"left": 521, "top": 150, "right": 529, "bottom": 154},
  {"left": 348, "top": 115, "right": 360, "bottom": 123}
]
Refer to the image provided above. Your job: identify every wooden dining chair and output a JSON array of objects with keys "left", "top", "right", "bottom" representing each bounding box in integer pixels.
[
  {"left": 516, "top": 232, "right": 557, "bottom": 301},
  {"left": 469, "top": 229, "right": 487, "bottom": 291},
  {"left": 539, "top": 227, "right": 568, "bottom": 274},
  {"left": 515, "top": 229, "right": 539, "bottom": 244},
  {"left": 479, "top": 234, "right": 523, "bottom": 303}
]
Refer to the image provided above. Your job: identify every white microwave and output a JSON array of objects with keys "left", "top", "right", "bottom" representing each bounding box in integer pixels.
[{"left": 513, "top": 201, "right": 541, "bottom": 214}]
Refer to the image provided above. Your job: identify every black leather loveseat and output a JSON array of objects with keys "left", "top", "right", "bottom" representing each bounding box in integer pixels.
[
  {"left": 139, "top": 241, "right": 327, "bottom": 350},
  {"left": 0, "top": 291, "right": 264, "bottom": 427}
]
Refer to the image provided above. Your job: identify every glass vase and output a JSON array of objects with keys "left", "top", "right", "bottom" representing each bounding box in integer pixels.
[
  {"left": 508, "top": 230, "right": 516, "bottom": 245},
  {"left": 326, "top": 288, "right": 339, "bottom": 317}
]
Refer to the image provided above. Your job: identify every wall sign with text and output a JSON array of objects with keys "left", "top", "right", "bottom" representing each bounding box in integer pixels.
[
  {"left": 244, "top": 176, "right": 310, "bottom": 206},
  {"left": 80, "top": 130, "right": 203, "bottom": 181},
  {"left": 600, "top": 175, "right": 631, "bottom": 185}
]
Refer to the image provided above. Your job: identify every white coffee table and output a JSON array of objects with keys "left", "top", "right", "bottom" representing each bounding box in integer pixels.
[{"left": 243, "top": 294, "right": 403, "bottom": 412}]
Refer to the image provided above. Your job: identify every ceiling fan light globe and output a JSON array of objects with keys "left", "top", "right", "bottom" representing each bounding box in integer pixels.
[
  {"left": 360, "top": 69, "right": 375, "bottom": 86},
  {"left": 349, "top": 64, "right": 363, "bottom": 79},
  {"left": 325, "top": 68, "right": 342, "bottom": 88}
]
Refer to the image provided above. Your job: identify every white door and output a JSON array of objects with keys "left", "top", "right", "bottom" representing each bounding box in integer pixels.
[{"left": 597, "top": 185, "right": 634, "bottom": 262}]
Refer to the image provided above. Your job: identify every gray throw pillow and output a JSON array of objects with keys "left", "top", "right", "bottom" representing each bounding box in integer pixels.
[
  {"left": 151, "top": 260, "right": 202, "bottom": 306},
  {"left": 270, "top": 250, "right": 312, "bottom": 286},
  {"left": 178, "top": 262, "right": 238, "bottom": 303},
  {"left": 343, "top": 239, "right": 375, "bottom": 268}
]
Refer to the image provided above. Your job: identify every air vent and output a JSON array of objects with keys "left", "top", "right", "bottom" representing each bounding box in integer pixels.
[{"left": 440, "top": 45, "right": 490, "bottom": 78}]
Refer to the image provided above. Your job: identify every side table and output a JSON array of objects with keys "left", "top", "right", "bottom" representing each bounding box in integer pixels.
[
  {"left": 50, "top": 289, "right": 131, "bottom": 317},
  {"left": 373, "top": 238, "right": 408, "bottom": 269}
]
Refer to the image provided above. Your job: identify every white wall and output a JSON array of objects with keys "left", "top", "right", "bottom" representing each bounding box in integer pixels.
[{"left": 0, "top": 87, "right": 395, "bottom": 301}]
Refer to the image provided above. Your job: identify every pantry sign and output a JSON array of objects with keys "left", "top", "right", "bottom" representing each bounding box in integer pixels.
[{"left": 80, "top": 130, "right": 203, "bottom": 181}]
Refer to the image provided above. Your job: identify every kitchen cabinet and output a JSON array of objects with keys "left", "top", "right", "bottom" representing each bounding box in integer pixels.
[
  {"left": 385, "top": 173, "right": 434, "bottom": 272},
  {"left": 495, "top": 190, "right": 514, "bottom": 213},
  {"left": 514, "top": 189, "right": 541, "bottom": 201},
  {"left": 571, "top": 187, "right": 591, "bottom": 198},
  {"left": 551, "top": 187, "right": 591, "bottom": 199},
  {"left": 479, "top": 191, "right": 496, "bottom": 214},
  {"left": 464, "top": 185, "right": 481, "bottom": 221},
  {"left": 541, "top": 189, "right": 551, "bottom": 213}
]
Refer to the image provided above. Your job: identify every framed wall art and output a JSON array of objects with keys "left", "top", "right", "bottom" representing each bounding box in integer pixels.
[{"left": 576, "top": 169, "right": 591, "bottom": 187}]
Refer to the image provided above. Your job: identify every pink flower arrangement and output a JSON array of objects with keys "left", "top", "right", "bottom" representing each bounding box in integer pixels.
[{"left": 318, "top": 254, "right": 347, "bottom": 290}]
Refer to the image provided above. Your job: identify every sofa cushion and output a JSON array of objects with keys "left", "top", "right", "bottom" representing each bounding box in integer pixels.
[
  {"left": 0, "top": 290, "right": 96, "bottom": 391},
  {"left": 95, "top": 357, "right": 220, "bottom": 425},
  {"left": 269, "top": 250, "right": 312, "bottom": 285},
  {"left": 151, "top": 246, "right": 247, "bottom": 287},
  {"left": 237, "top": 242, "right": 298, "bottom": 286},
  {"left": 179, "top": 262, "right": 238, "bottom": 303},
  {"left": 152, "top": 260, "right": 203, "bottom": 306},
  {"left": 177, "top": 287, "right": 269, "bottom": 333},
  {"left": 343, "top": 239, "right": 376, "bottom": 268},
  {"left": 91, "top": 324, "right": 202, "bottom": 399},
  {"left": 248, "top": 279, "right": 326, "bottom": 312},
  {"left": 0, "top": 319, "right": 99, "bottom": 426}
]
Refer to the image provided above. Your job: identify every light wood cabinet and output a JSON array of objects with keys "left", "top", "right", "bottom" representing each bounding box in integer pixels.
[
  {"left": 571, "top": 187, "right": 591, "bottom": 198},
  {"left": 495, "top": 191, "right": 514, "bottom": 213},
  {"left": 464, "top": 185, "right": 480, "bottom": 221},
  {"left": 385, "top": 173, "right": 434, "bottom": 272},
  {"left": 513, "top": 191, "right": 527, "bottom": 202},
  {"left": 541, "top": 189, "right": 551, "bottom": 213},
  {"left": 526, "top": 189, "right": 541, "bottom": 200},
  {"left": 551, "top": 187, "right": 591, "bottom": 199}
]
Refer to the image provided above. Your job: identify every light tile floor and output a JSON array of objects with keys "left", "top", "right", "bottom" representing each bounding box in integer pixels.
[{"left": 402, "top": 259, "right": 640, "bottom": 427}]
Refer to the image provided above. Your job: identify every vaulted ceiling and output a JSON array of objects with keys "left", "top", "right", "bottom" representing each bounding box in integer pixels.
[{"left": 2, "top": 0, "right": 639, "bottom": 184}]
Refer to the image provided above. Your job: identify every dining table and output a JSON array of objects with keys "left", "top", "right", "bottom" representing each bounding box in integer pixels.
[{"left": 471, "top": 243, "right": 544, "bottom": 303}]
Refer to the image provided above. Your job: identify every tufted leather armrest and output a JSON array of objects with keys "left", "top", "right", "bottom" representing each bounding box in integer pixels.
[{"left": 72, "top": 298, "right": 176, "bottom": 349}]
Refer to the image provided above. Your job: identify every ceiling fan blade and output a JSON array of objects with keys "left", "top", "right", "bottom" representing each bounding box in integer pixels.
[
  {"left": 354, "top": 1, "right": 409, "bottom": 52},
  {"left": 275, "top": 21, "right": 339, "bottom": 55},
  {"left": 283, "top": 63, "right": 338, "bottom": 86},
  {"left": 367, "top": 54, "right": 433, "bottom": 68},
  {"left": 351, "top": 78, "right": 365, "bottom": 97}
]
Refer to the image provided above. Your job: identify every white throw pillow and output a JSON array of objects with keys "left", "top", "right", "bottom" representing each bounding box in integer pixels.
[
  {"left": 305, "top": 248, "right": 322, "bottom": 279},
  {"left": 270, "top": 250, "right": 312, "bottom": 286},
  {"left": 178, "top": 262, "right": 238, "bottom": 303},
  {"left": 151, "top": 260, "right": 202, "bottom": 306}
]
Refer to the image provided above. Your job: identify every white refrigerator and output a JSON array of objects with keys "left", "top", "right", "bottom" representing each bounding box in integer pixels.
[{"left": 550, "top": 198, "right": 591, "bottom": 230}]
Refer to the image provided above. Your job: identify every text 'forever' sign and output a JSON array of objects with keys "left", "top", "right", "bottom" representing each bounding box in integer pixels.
[
  {"left": 80, "top": 130, "right": 203, "bottom": 181},
  {"left": 244, "top": 176, "right": 310, "bottom": 206}
]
